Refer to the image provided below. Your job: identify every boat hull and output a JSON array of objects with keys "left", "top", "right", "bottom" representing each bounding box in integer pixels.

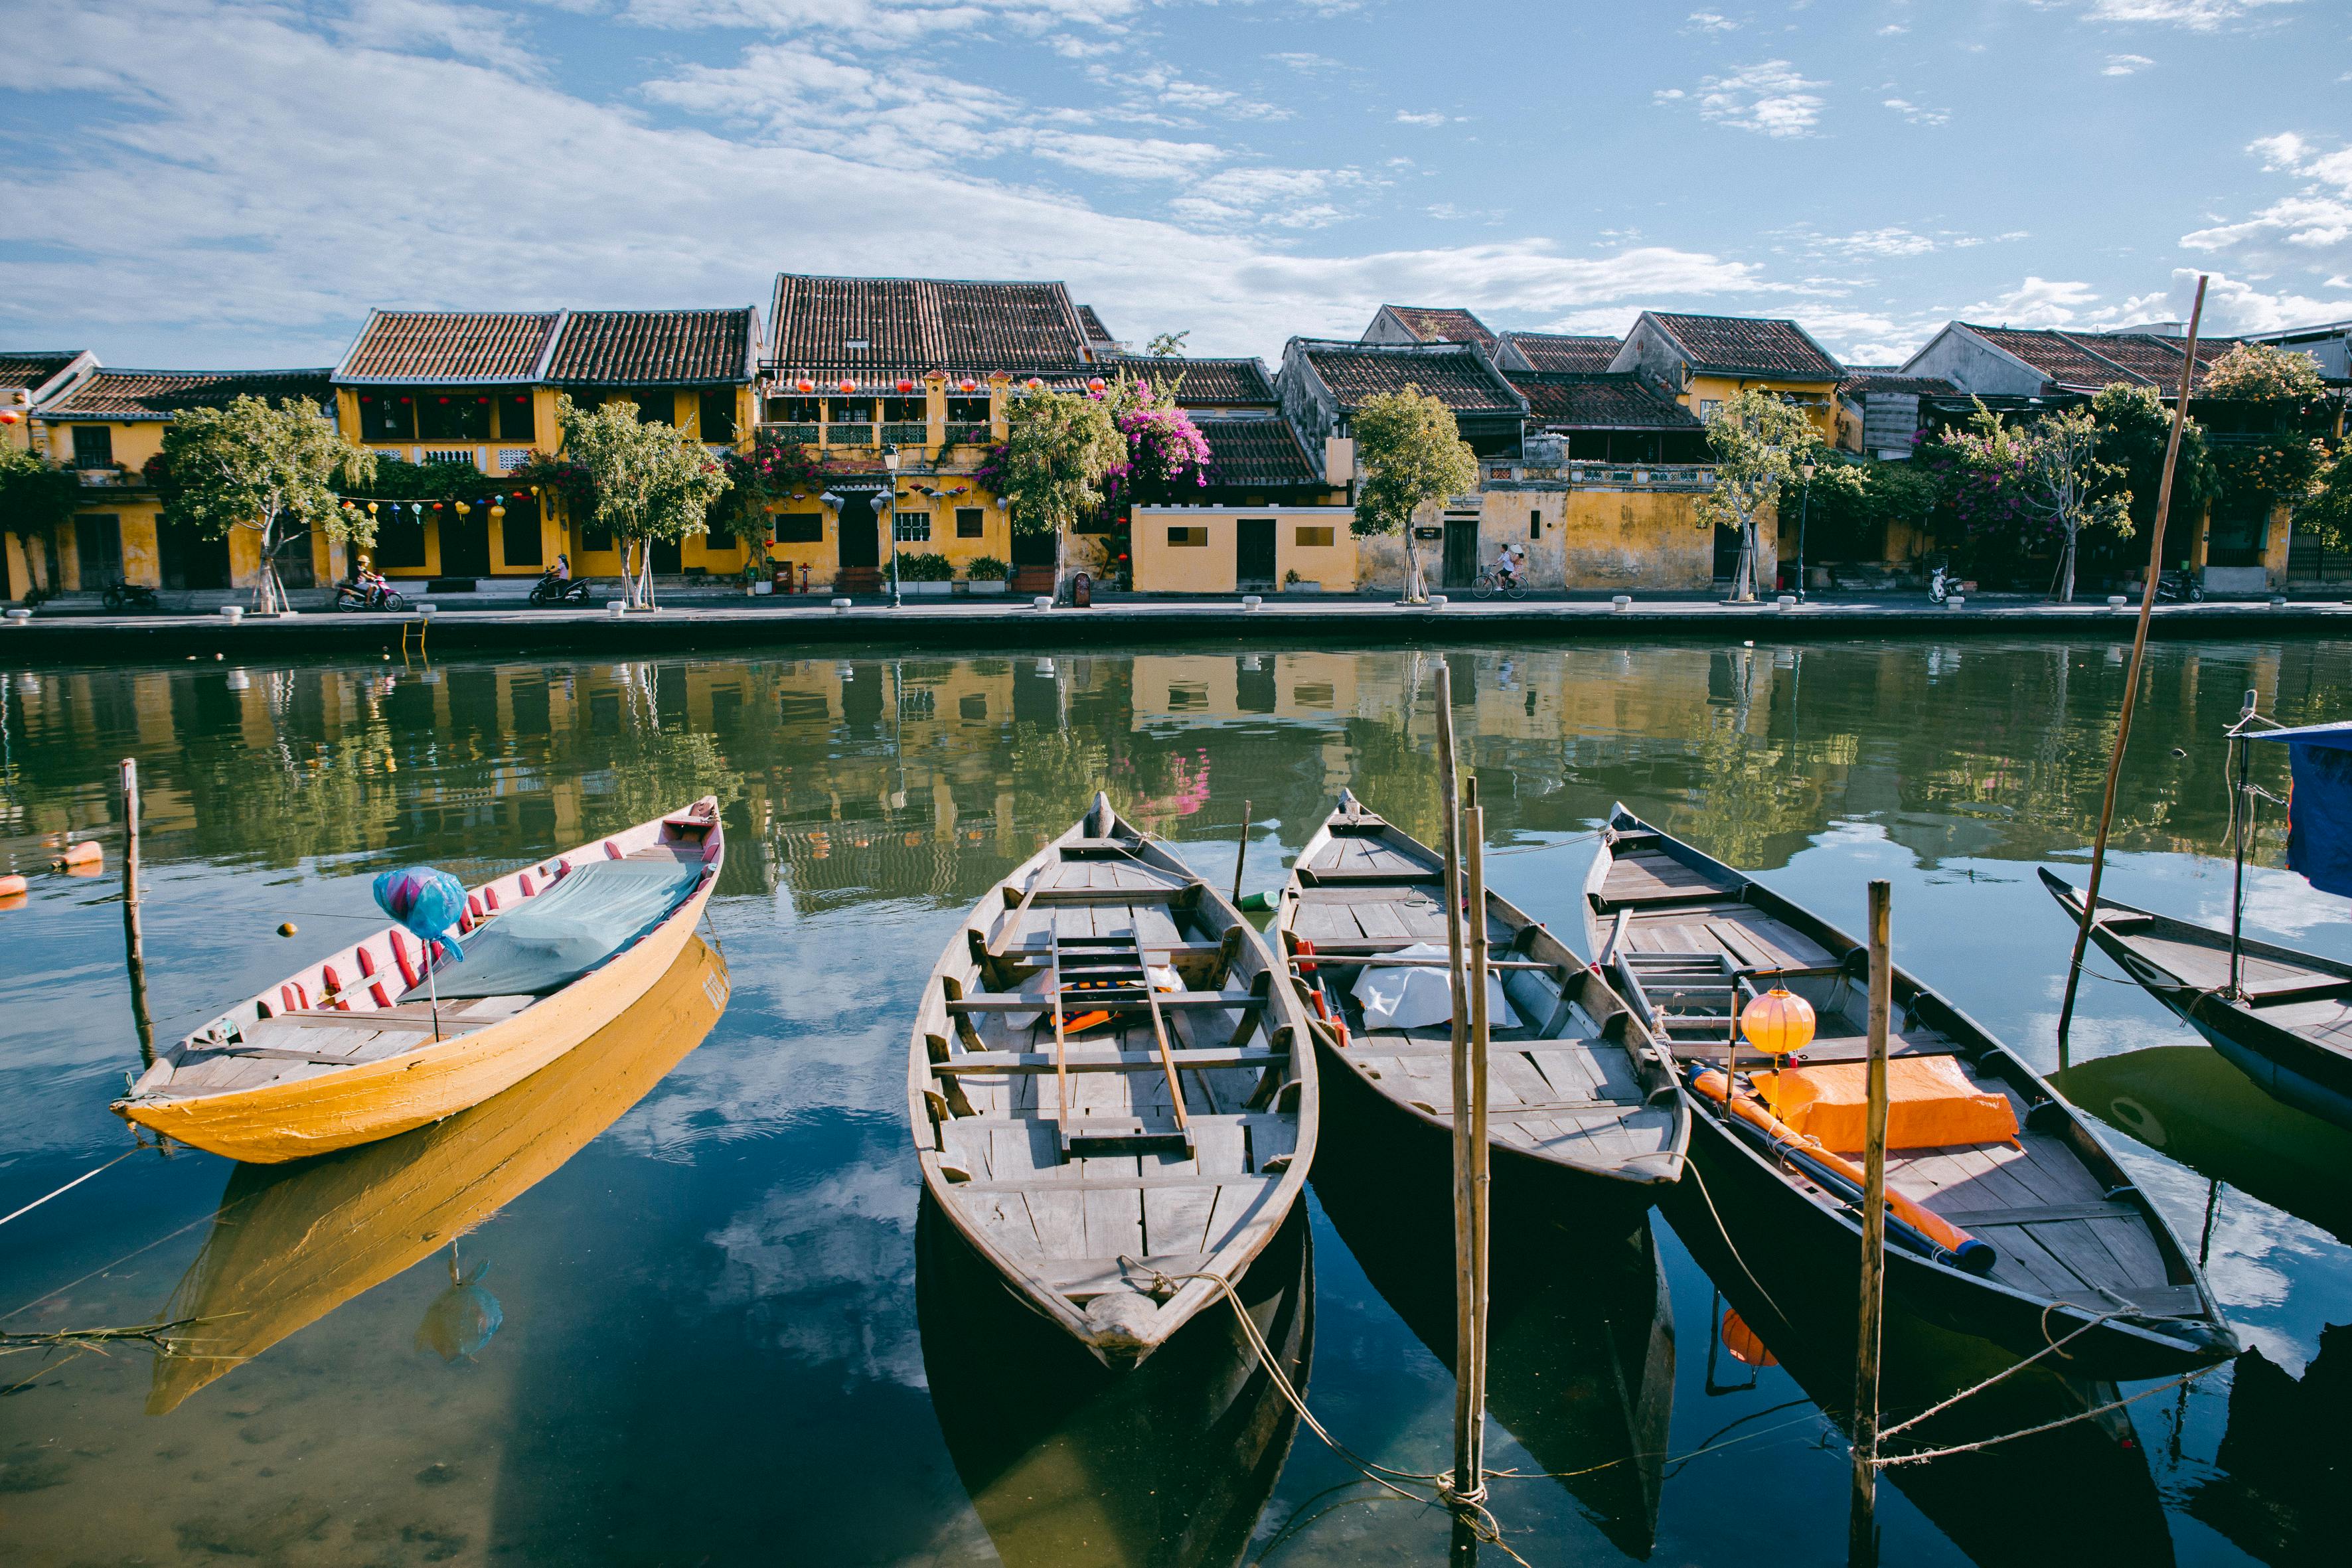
[{"left": 118, "top": 866, "right": 717, "bottom": 1163}]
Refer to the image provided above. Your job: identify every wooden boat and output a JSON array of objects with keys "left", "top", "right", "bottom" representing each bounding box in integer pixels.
[
  {"left": 2042, "top": 868, "right": 2352, "bottom": 1133},
  {"left": 907, "top": 792, "right": 1316, "bottom": 1368},
  {"left": 115, "top": 798, "right": 725, "bottom": 1163},
  {"left": 917, "top": 1195, "right": 1311, "bottom": 1568},
  {"left": 1275, "top": 790, "right": 1685, "bottom": 1204},
  {"left": 147, "top": 935, "right": 729, "bottom": 1413},
  {"left": 1587, "top": 804, "right": 2234, "bottom": 1379}
]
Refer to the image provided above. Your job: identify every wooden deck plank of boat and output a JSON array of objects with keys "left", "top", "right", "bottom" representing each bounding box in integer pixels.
[
  {"left": 1603, "top": 849, "right": 1739, "bottom": 903},
  {"left": 1622, "top": 907, "right": 1838, "bottom": 971},
  {"left": 2256, "top": 997, "right": 2352, "bottom": 1053},
  {"left": 2126, "top": 933, "right": 2334, "bottom": 997}
]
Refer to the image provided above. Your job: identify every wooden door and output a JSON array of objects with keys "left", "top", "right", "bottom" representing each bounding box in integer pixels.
[
  {"left": 1443, "top": 517, "right": 1480, "bottom": 588},
  {"left": 1236, "top": 518, "right": 1277, "bottom": 589}
]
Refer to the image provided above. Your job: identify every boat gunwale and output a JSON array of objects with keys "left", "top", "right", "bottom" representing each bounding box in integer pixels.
[
  {"left": 905, "top": 803, "right": 1319, "bottom": 1367},
  {"left": 1279, "top": 793, "right": 1689, "bottom": 1188},
  {"left": 1587, "top": 803, "right": 2233, "bottom": 1370}
]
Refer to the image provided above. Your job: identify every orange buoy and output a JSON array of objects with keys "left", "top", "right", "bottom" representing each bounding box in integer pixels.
[
  {"left": 1721, "top": 1308, "right": 1777, "bottom": 1368},
  {"left": 0, "top": 873, "right": 28, "bottom": 897},
  {"left": 54, "top": 840, "right": 102, "bottom": 870}
]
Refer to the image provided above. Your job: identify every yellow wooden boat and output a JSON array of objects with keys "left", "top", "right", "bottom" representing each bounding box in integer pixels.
[
  {"left": 114, "top": 797, "right": 725, "bottom": 1163},
  {"left": 147, "top": 935, "right": 729, "bottom": 1413}
]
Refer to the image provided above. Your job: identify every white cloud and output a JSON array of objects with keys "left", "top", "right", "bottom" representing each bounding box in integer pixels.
[
  {"left": 2081, "top": 0, "right": 2298, "bottom": 29},
  {"left": 2102, "top": 52, "right": 2156, "bottom": 73},
  {"left": 1816, "top": 227, "right": 1941, "bottom": 258},
  {"left": 1683, "top": 60, "right": 1828, "bottom": 137},
  {"left": 2166, "top": 135, "right": 2352, "bottom": 327},
  {"left": 1958, "top": 275, "right": 2103, "bottom": 326},
  {"left": 1393, "top": 110, "right": 1449, "bottom": 127},
  {"left": 1022, "top": 130, "right": 1225, "bottom": 181},
  {"left": 1877, "top": 23, "right": 1908, "bottom": 33},
  {"left": 1882, "top": 97, "right": 1950, "bottom": 126},
  {"left": 1684, "top": 9, "right": 1738, "bottom": 31},
  {"left": 2105, "top": 268, "right": 2352, "bottom": 334}
]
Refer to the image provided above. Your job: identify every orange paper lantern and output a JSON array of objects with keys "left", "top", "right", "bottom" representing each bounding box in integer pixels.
[
  {"left": 896, "top": 378, "right": 915, "bottom": 394},
  {"left": 1739, "top": 986, "right": 1816, "bottom": 1058}
]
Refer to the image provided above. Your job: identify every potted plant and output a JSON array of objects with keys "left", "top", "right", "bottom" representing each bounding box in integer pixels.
[
  {"left": 964, "top": 555, "right": 1010, "bottom": 595},
  {"left": 1284, "top": 567, "right": 1322, "bottom": 594},
  {"left": 899, "top": 551, "right": 956, "bottom": 595}
]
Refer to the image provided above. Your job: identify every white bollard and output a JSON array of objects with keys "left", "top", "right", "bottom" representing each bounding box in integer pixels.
[
  {"left": 1945, "top": 595, "right": 1966, "bottom": 610},
  {"left": 1611, "top": 595, "right": 1632, "bottom": 613},
  {"left": 1032, "top": 596, "right": 1053, "bottom": 611},
  {"left": 218, "top": 605, "right": 244, "bottom": 624},
  {"left": 3, "top": 607, "right": 29, "bottom": 625},
  {"left": 832, "top": 597, "right": 852, "bottom": 614},
  {"left": 2107, "top": 595, "right": 2128, "bottom": 607},
  {"left": 1242, "top": 594, "right": 1262, "bottom": 613},
  {"left": 1427, "top": 594, "right": 1449, "bottom": 610},
  {"left": 416, "top": 603, "right": 436, "bottom": 618},
  {"left": 2271, "top": 595, "right": 2288, "bottom": 608},
  {"left": 1775, "top": 594, "right": 1796, "bottom": 610}
]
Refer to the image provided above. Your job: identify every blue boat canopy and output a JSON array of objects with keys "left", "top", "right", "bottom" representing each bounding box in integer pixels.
[{"left": 2252, "top": 722, "right": 2352, "bottom": 896}]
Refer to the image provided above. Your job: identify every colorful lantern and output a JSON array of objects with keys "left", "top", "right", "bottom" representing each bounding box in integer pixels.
[
  {"left": 367, "top": 501, "right": 379, "bottom": 514},
  {"left": 1087, "top": 378, "right": 1105, "bottom": 392},
  {"left": 795, "top": 377, "right": 815, "bottom": 394},
  {"left": 372, "top": 866, "right": 467, "bottom": 949},
  {"left": 1025, "top": 377, "right": 1043, "bottom": 390},
  {"left": 959, "top": 377, "right": 978, "bottom": 392},
  {"left": 1739, "top": 987, "right": 1816, "bottom": 1058},
  {"left": 455, "top": 502, "right": 469, "bottom": 516},
  {"left": 490, "top": 505, "right": 505, "bottom": 520},
  {"left": 838, "top": 378, "right": 856, "bottom": 395},
  {"left": 896, "top": 378, "right": 915, "bottom": 394}
]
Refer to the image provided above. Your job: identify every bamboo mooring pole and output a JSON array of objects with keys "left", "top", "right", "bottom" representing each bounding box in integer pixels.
[
  {"left": 1432, "top": 663, "right": 1485, "bottom": 1508},
  {"left": 1849, "top": 878, "right": 1893, "bottom": 1565},
  {"left": 1463, "top": 777, "right": 1494, "bottom": 1488},
  {"left": 2056, "top": 275, "right": 2209, "bottom": 1062},
  {"left": 120, "top": 757, "right": 154, "bottom": 1068},
  {"left": 1233, "top": 798, "right": 1252, "bottom": 905}
]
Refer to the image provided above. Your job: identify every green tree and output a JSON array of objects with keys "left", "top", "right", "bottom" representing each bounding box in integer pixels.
[
  {"left": 992, "top": 386, "right": 1123, "bottom": 597},
  {"left": 1796, "top": 455, "right": 1940, "bottom": 570},
  {"left": 155, "top": 396, "right": 377, "bottom": 614},
  {"left": 1934, "top": 400, "right": 2126, "bottom": 602},
  {"left": 2203, "top": 341, "right": 2328, "bottom": 406},
  {"left": 2087, "top": 382, "right": 2215, "bottom": 552},
  {"left": 0, "top": 446, "right": 84, "bottom": 595},
  {"left": 556, "top": 394, "right": 730, "bottom": 608},
  {"left": 1697, "top": 390, "right": 1828, "bottom": 601},
  {"left": 2296, "top": 449, "right": 2352, "bottom": 550},
  {"left": 1350, "top": 386, "right": 1479, "bottom": 601},
  {"left": 1146, "top": 331, "right": 1190, "bottom": 358}
]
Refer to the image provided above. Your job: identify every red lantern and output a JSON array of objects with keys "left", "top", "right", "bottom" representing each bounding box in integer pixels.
[
  {"left": 438, "top": 396, "right": 449, "bottom": 404},
  {"left": 959, "top": 377, "right": 978, "bottom": 392},
  {"left": 1025, "top": 377, "right": 1043, "bottom": 390},
  {"left": 896, "top": 378, "right": 915, "bottom": 394},
  {"left": 477, "top": 396, "right": 489, "bottom": 404},
  {"left": 838, "top": 378, "right": 856, "bottom": 395},
  {"left": 431, "top": 501, "right": 443, "bottom": 510},
  {"left": 400, "top": 396, "right": 412, "bottom": 403},
  {"left": 0, "top": 411, "right": 19, "bottom": 426},
  {"left": 795, "top": 377, "right": 815, "bottom": 394}
]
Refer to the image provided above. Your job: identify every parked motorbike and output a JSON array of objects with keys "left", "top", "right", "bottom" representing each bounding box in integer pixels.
[
  {"left": 1927, "top": 563, "right": 1953, "bottom": 603},
  {"left": 2154, "top": 568, "right": 2206, "bottom": 603},
  {"left": 333, "top": 578, "right": 408, "bottom": 613},
  {"left": 528, "top": 570, "right": 593, "bottom": 606},
  {"left": 101, "top": 580, "right": 161, "bottom": 612}
]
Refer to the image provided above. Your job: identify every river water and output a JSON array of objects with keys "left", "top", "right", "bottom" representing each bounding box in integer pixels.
[{"left": 1, "top": 637, "right": 2346, "bottom": 1567}]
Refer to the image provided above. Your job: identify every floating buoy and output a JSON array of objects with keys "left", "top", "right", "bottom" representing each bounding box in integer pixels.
[
  {"left": 1237, "top": 889, "right": 1279, "bottom": 911},
  {"left": 0, "top": 873, "right": 28, "bottom": 897},
  {"left": 54, "top": 841, "right": 102, "bottom": 870},
  {"left": 278, "top": 921, "right": 299, "bottom": 937}
]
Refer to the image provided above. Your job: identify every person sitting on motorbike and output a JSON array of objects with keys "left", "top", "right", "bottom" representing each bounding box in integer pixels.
[{"left": 553, "top": 554, "right": 570, "bottom": 582}]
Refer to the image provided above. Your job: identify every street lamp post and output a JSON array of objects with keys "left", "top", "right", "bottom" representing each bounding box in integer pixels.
[
  {"left": 1796, "top": 461, "right": 1816, "bottom": 601},
  {"left": 880, "top": 442, "right": 902, "bottom": 609}
]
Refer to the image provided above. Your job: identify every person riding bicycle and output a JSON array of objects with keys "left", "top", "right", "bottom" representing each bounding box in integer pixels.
[{"left": 1494, "top": 542, "right": 1520, "bottom": 584}]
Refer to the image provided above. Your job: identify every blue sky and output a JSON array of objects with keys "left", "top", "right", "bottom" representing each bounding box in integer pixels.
[{"left": 2, "top": 0, "right": 2347, "bottom": 370}]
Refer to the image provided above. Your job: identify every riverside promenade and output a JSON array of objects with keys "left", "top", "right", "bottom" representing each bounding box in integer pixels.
[{"left": 6, "top": 593, "right": 2350, "bottom": 663}]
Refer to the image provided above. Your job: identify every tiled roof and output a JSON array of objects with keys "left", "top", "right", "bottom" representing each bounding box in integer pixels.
[
  {"left": 1111, "top": 355, "right": 1276, "bottom": 404},
  {"left": 546, "top": 309, "right": 758, "bottom": 385},
  {"left": 1300, "top": 342, "right": 1524, "bottom": 415},
  {"left": 1840, "top": 372, "right": 1958, "bottom": 396},
  {"left": 1198, "top": 418, "right": 1322, "bottom": 488},
  {"left": 1381, "top": 305, "right": 1498, "bottom": 351},
  {"left": 1962, "top": 325, "right": 2134, "bottom": 392},
  {"left": 40, "top": 368, "right": 334, "bottom": 419},
  {"left": 339, "top": 311, "right": 562, "bottom": 383},
  {"left": 2071, "top": 331, "right": 2239, "bottom": 396},
  {"left": 767, "top": 274, "right": 1092, "bottom": 373},
  {"left": 1648, "top": 313, "right": 1843, "bottom": 380},
  {"left": 0, "top": 352, "right": 82, "bottom": 390},
  {"left": 1502, "top": 332, "right": 1620, "bottom": 374},
  {"left": 1077, "top": 304, "right": 1116, "bottom": 345},
  {"left": 1509, "top": 373, "right": 1697, "bottom": 430}
]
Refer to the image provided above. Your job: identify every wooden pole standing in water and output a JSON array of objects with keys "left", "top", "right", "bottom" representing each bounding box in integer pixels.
[
  {"left": 2056, "top": 275, "right": 2208, "bottom": 1061},
  {"left": 121, "top": 757, "right": 155, "bottom": 1067},
  {"left": 1432, "top": 663, "right": 1485, "bottom": 1506},
  {"left": 1462, "top": 777, "right": 1494, "bottom": 1488},
  {"left": 1849, "top": 878, "right": 1893, "bottom": 1565},
  {"left": 1233, "top": 798, "right": 1252, "bottom": 905}
]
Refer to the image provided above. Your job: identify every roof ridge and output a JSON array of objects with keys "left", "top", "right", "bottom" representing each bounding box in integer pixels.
[{"left": 2050, "top": 329, "right": 2154, "bottom": 386}]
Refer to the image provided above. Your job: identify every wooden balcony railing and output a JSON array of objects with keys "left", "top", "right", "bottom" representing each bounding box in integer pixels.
[
  {"left": 824, "top": 423, "right": 876, "bottom": 447},
  {"left": 882, "top": 422, "right": 930, "bottom": 446}
]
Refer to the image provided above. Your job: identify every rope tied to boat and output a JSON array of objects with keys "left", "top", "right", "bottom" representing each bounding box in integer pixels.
[
  {"left": 1871, "top": 1362, "right": 2223, "bottom": 1469},
  {"left": 0, "top": 1144, "right": 155, "bottom": 1229},
  {"left": 1116, "top": 1255, "right": 1533, "bottom": 1566}
]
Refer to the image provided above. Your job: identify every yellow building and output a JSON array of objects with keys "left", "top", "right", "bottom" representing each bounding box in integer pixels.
[
  {"left": 14, "top": 367, "right": 337, "bottom": 601},
  {"left": 331, "top": 307, "right": 763, "bottom": 587},
  {"left": 1131, "top": 506, "right": 1358, "bottom": 593},
  {"left": 1610, "top": 313, "right": 1845, "bottom": 441},
  {"left": 761, "top": 274, "right": 1131, "bottom": 595}
]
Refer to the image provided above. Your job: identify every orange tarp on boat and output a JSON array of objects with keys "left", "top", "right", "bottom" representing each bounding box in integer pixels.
[{"left": 1748, "top": 1056, "right": 2019, "bottom": 1152}]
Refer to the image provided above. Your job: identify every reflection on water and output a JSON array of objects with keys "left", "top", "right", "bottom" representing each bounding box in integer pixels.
[
  {"left": 919, "top": 1197, "right": 1311, "bottom": 1568},
  {"left": 145, "top": 936, "right": 728, "bottom": 1412},
  {"left": 4, "top": 639, "right": 2350, "bottom": 1565}
]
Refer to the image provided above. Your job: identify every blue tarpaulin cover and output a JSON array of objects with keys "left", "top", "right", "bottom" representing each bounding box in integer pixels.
[
  {"left": 2253, "top": 723, "right": 2352, "bottom": 898},
  {"left": 406, "top": 859, "right": 703, "bottom": 1000}
]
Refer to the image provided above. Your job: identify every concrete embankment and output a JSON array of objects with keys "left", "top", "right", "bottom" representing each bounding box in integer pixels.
[{"left": 5, "top": 596, "right": 2349, "bottom": 664}]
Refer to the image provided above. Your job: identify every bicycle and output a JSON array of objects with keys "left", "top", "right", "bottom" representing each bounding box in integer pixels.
[{"left": 1471, "top": 570, "right": 1528, "bottom": 601}]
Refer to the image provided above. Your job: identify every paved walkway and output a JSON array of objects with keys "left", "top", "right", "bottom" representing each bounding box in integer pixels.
[{"left": 5, "top": 593, "right": 2348, "bottom": 662}]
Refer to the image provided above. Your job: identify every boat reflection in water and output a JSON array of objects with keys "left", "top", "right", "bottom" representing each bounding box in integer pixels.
[
  {"left": 1665, "top": 1181, "right": 2175, "bottom": 1568},
  {"left": 917, "top": 1195, "right": 1310, "bottom": 1568},
  {"left": 2188, "top": 1324, "right": 2352, "bottom": 1567},
  {"left": 2055, "top": 1043, "right": 2352, "bottom": 1248},
  {"left": 147, "top": 936, "right": 730, "bottom": 1413},
  {"left": 1309, "top": 1111, "right": 1676, "bottom": 1559}
]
